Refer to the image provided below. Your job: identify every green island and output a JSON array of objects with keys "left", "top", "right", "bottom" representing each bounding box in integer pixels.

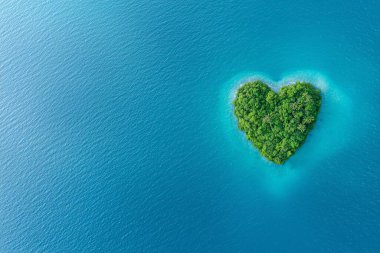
[{"left": 233, "top": 80, "right": 322, "bottom": 164}]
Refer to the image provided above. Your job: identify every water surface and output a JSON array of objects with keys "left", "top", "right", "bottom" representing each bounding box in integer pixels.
[{"left": 1, "top": 0, "right": 380, "bottom": 252}]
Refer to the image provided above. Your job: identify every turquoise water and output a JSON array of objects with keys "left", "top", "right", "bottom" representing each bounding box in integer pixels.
[{"left": 1, "top": 0, "right": 380, "bottom": 252}]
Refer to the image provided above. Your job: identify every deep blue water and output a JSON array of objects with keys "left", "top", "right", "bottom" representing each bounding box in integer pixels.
[{"left": 1, "top": 0, "right": 380, "bottom": 252}]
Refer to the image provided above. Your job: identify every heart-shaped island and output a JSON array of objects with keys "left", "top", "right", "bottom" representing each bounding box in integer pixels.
[{"left": 233, "top": 80, "right": 322, "bottom": 164}]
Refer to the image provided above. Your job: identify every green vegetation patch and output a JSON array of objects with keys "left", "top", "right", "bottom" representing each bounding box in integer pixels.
[{"left": 233, "top": 80, "right": 322, "bottom": 164}]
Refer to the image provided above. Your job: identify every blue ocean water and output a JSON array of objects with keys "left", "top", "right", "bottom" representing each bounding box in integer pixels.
[{"left": 1, "top": 0, "right": 380, "bottom": 252}]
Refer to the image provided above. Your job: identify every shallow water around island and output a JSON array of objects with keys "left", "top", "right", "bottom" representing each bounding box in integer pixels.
[{"left": 219, "top": 71, "right": 353, "bottom": 196}]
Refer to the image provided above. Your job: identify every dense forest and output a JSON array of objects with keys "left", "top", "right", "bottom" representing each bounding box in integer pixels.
[{"left": 233, "top": 80, "right": 322, "bottom": 164}]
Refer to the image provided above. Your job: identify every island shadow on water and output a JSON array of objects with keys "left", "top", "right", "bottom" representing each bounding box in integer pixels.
[{"left": 218, "top": 71, "right": 353, "bottom": 195}]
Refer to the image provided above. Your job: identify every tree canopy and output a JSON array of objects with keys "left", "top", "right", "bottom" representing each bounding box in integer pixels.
[{"left": 233, "top": 80, "right": 322, "bottom": 164}]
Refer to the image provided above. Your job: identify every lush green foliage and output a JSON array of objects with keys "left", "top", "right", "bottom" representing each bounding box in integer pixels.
[{"left": 233, "top": 80, "right": 322, "bottom": 164}]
